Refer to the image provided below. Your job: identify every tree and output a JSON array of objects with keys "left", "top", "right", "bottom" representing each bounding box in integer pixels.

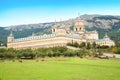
[
  {"left": 29, "top": 52, "right": 36, "bottom": 59},
  {"left": 67, "top": 42, "right": 79, "bottom": 48},
  {"left": 112, "top": 47, "right": 120, "bottom": 54},
  {"left": 86, "top": 42, "right": 91, "bottom": 49},
  {"left": 47, "top": 52, "right": 52, "bottom": 57},
  {"left": 73, "top": 42, "right": 79, "bottom": 48},
  {"left": 0, "top": 48, "right": 7, "bottom": 53},
  {"left": 117, "top": 47, "right": 120, "bottom": 54},
  {"left": 58, "top": 46, "right": 68, "bottom": 53},
  {"left": 4, "top": 52, "right": 16, "bottom": 59},
  {"left": 76, "top": 51, "right": 84, "bottom": 58},
  {"left": 79, "top": 42, "right": 86, "bottom": 48},
  {"left": 7, "top": 48, "right": 15, "bottom": 52},
  {"left": 0, "top": 53, "right": 4, "bottom": 59},
  {"left": 67, "top": 43, "right": 73, "bottom": 46},
  {"left": 92, "top": 42, "right": 96, "bottom": 49},
  {"left": 115, "top": 42, "right": 120, "bottom": 47}
]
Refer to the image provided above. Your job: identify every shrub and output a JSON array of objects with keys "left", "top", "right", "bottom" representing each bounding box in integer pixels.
[
  {"left": 4, "top": 52, "right": 16, "bottom": 59},
  {"left": 0, "top": 53, "right": 4, "bottom": 59},
  {"left": 29, "top": 53, "right": 36, "bottom": 59},
  {"left": 47, "top": 53, "right": 52, "bottom": 57},
  {"left": 112, "top": 47, "right": 120, "bottom": 54},
  {"left": 76, "top": 52, "right": 84, "bottom": 58}
]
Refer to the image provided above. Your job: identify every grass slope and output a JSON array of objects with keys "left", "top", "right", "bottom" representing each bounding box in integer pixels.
[{"left": 0, "top": 58, "right": 120, "bottom": 80}]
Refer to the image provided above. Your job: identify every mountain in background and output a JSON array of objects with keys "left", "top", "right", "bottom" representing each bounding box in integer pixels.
[{"left": 0, "top": 14, "right": 120, "bottom": 43}]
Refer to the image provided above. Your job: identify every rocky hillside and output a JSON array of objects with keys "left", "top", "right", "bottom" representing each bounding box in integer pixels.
[
  {"left": 0, "top": 14, "right": 120, "bottom": 43},
  {"left": 81, "top": 14, "right": 120, "bottom": 29},
  {"left": 4, "top": 23, "right": 53, "bottom": 31}
]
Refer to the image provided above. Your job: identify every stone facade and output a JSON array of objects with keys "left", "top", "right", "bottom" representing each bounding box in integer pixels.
[
  {"left": 94, "top": 34, "right": 115, "bottom": 46},
  {"left": 7, "top": 17, "right": 115, "bottom": 49}
]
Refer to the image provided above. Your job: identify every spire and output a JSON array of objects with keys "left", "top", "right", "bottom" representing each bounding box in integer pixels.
[
  {"left": 78, "top": 12, "right": 81, "bottom": 22},
  {"left": 53, "top": 19, "right": 58, "bottom": 28},
  {"left": 9, "top": 30, "right": 13, "bottom": 36},
  {"left": 55, "top": 19, "right": 57, "bottom": 25}
]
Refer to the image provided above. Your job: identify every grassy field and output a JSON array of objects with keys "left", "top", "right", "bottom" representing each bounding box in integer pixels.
[{"left": 0, "top": 57, "right": 120, "bottom": 80}]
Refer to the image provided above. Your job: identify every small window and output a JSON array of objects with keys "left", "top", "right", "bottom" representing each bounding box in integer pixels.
[
  {"left": 53, "top": 29, "right": 55, "bottom": 32},
  {"left": 76, "top": 28, "right": 77, "bottom": 31},
  {"left": 80, "top": 27, "right": 81, "bottom": 30}
]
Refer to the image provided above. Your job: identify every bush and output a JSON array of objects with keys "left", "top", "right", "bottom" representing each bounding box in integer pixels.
[
  {"left": 0, "top": 53, "right": 4, "bottom": 59},
  {"left": 112, "top": 47, "right": 120, "bottom": 54},
  {"left": 4, "top": 52, "right": 16, "bottom": 59},
  {"left": 47, "top": 53, "right": 52, "bottom": 57},
  {"left": 79, "top": 42, "right": 86, "bottom": 48},
  {"left": 76, "top": 52, "right": 84, "bottom": 58},
  {"left": 67, "top": 42, "right": 79, "bottom": 48},
  {"left": 29, "top": 53, "right": 36, "bottom": 59}
]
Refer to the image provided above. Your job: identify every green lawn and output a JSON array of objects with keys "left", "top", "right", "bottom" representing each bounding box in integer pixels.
[{"left": 0, "top": 57, "right": 120, "bottom": 80}]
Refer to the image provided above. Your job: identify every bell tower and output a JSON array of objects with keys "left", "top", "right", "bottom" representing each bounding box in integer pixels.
[
  {"left": 7, "top": 31, "right": 14, "bottom": 43},
  {"left": 52, "top": 20, "right": 58, "bottom": 34}
]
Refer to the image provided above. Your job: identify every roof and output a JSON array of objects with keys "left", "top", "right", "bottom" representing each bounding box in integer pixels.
[
  {"left": 93, "top": 39, "right": 114, "bottom": 42},
  {"left": 0, "top": 46, "right": 6, "bottom": 49},
  {"left": 13, "top": 33, "right": 83, "bottom": 42},
  {"left": 66, "top": 33, "right": 82, "bottom": 39},
  {"left": 14, "top": 34, "right": 57, "bottom": 42},
  {"left": 74, "top": 18, "right": 84, "bottom": 27}
]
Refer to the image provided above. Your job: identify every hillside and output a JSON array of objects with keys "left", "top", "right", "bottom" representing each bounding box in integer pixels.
[{"left": 0, "top": 14, "right": 120, "bottom": 43}]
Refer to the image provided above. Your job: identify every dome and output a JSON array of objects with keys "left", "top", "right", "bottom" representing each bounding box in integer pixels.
[
  {"left": 75, "top": 22, "right": 84, "bottom": 27},
  {"left": 74, "top": 17, "right": 85, "bottom": 32},
  {"left": 74, "top": 18, "right": 84, "bottom": 27}
]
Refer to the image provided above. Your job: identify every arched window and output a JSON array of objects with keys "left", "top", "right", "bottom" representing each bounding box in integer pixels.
[
  {"left": 80, "top": 27, "right": 81, "bottom": 30},
  {"left": 53, "top": 29, "right": 55, "bottom": 32},
  {"left": 76, "top": 28, "right": 77, "bottom": 31}
]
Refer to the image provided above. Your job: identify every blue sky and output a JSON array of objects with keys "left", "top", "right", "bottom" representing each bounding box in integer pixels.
[{"left": 0, "top": 0, "right": 120, "bottom": 26}]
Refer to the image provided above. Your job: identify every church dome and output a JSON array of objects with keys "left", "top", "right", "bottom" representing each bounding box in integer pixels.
[
  {"left": 74, "top": 18, "right": 84, "bottom": 27},
  {"left": 74, "top": 17, "right": 85, "bottom": 32}
]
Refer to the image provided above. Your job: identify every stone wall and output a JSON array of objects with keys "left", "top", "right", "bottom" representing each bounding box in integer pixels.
[{"left": 7, "top": 36, "right": 84, "bottom": 49}]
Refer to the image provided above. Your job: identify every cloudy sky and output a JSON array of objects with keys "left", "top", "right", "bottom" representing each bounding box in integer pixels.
[{"left": 0, "top": 0, "right": 120, "bottom": 26}]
